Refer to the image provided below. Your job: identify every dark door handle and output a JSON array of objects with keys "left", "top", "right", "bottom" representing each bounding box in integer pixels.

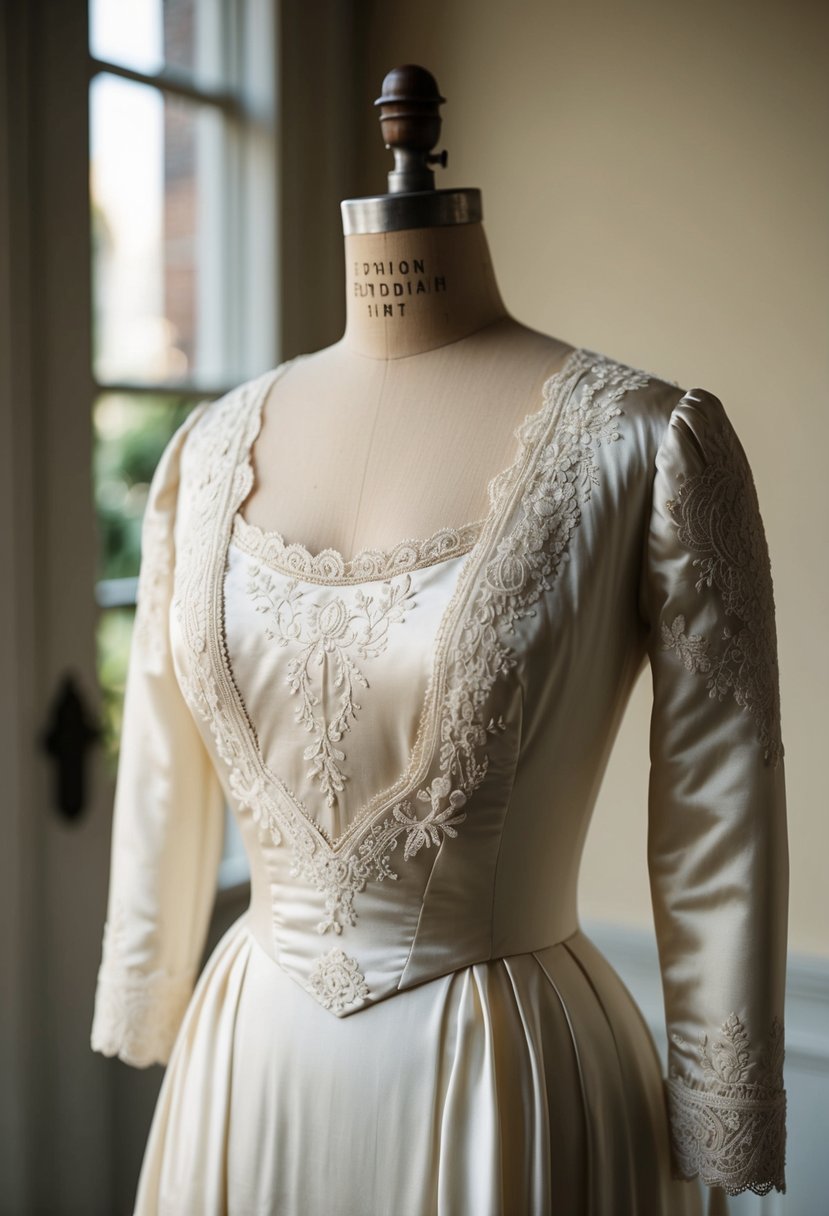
[{"left": 39, "top": 671, "right": 102, "bottom": 822}]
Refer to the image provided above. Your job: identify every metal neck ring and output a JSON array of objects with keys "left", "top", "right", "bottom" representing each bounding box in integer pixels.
[{"left": 341, "top": 188, "right": 482, "bottom": 235}]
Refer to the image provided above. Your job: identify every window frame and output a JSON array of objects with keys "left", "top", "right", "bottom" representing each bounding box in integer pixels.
[{"left": 88, "top": 2, "right": 280, "bottom": 895}]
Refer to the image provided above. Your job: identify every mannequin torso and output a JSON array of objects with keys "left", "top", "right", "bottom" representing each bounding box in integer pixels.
[{"left": 240, "top": 221, "right": 574, "bottom": 559}]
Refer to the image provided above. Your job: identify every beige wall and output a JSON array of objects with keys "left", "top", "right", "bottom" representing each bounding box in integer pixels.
[{"left": 360, "top": 0, "right": 829, "bottom": 956}]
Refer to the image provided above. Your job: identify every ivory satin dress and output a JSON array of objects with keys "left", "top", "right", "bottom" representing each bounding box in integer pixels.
[{"left": 90, "top": 347, "right": 789, "bottom": 1215}]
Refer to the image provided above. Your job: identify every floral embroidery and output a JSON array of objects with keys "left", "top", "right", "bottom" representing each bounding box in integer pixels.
[
  {"left": 660, "top": 614, "right": 712, "bottom": 673},
  {"left": 233, "top": 510, "right": 483, "bottom": 586},
  {"left": 174, "top": 351, "right": 653, "bottom": 945},
  {"left": 662, "top": 404, "right": 783, "bottom": 766},
  {"left": 245, "top": 564, "right": 416, "bottom": 808},
  {"left": 667, "top": 1012, "right": 786, "bottom": 1196},
  {"left": 393, "top": 775, "right": 469, "bottom": 860},
  {"left": 305, "top": 947, "right": 370, "bottom": 1013}
]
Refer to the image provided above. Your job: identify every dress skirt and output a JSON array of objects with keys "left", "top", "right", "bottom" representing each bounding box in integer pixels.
[{"left": 133, "top": 915, "right": 706, "bottom": 1216}]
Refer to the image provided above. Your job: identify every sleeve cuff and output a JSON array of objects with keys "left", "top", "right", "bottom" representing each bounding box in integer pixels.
[
  {"left": 666, "top": 1064, "right": 787, "bottom": 1196},
  {"left": 90, "top": 963, "right": 195, "bottom": 1068}
]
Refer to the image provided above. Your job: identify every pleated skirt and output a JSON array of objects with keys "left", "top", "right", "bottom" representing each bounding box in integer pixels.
[{"left": 134, "top": 914, "right": 711, "bottom": 1215}]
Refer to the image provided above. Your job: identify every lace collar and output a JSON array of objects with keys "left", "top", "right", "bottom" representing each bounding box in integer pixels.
[{"left": 230, "top": 346, "right": 586, "bottom": 586}]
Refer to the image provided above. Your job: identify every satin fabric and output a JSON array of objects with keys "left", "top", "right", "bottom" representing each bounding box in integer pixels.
[{"left": 90, "top": 347, "right": 787, "bottom": 1214}]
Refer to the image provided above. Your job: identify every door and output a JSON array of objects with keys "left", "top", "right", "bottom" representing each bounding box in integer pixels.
[{"left": 1, "top": 1, "right": 279, "bottom": 1210}]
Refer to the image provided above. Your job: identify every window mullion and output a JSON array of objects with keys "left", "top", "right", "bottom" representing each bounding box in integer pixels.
[{"left": 87, "top": 55, "right": 239, "bottom": 114}]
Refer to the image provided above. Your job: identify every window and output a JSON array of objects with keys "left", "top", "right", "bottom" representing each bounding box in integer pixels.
[{"left": 89, "top": 0, "right": 276, "bottom": 889}]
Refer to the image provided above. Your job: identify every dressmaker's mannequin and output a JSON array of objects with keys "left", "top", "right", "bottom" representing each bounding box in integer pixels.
[{"left": 241, "top": 69, "right": 574, "bottom": 560}]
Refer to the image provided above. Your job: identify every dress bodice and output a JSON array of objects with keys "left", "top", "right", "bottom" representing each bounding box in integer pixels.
[{"left": 165, "top": 349, "right": 660, "bottom": 1009}]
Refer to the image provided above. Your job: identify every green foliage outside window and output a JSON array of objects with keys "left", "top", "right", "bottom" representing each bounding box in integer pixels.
[{"left": 94, "top": 392, "right": 201, "bottom": 770}]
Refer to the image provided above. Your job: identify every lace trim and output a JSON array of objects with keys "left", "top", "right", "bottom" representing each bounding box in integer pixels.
[
  {"left": 305, "top": 946, "right": 371, "bottom": 1013},
  {"left": 133, "top": 405, "right": 207, "bottom": 674},
  {"left": 90, "top": 963, "right": 194, "bottom": 1068},
  {"left": 174, "top": 350, "right": 652, "bottom": 959},
  {"left": 667, "top": 1013, "right": 786, "bottom": 1196},
  {"left": 244, "top": 565, "right": 416, "bottom": 810},
  {"left": 90, "top": 898, "right": 194, "bottom": 1067},
  {"left": 233, "top": 511, "right": 484, "bottom": 586},
  {"left": 662, "top": 399, "right": 783, "bottom": 766}
]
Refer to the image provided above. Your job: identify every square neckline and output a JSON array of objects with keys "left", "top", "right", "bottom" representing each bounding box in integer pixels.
[{"left": 232, "top": 344, "right": 585, "bottom": 586}]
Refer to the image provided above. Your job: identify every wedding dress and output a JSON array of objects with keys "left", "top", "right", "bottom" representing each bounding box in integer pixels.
[{"left": 90, "top": 346, "right": 788, "bottom": 1215}]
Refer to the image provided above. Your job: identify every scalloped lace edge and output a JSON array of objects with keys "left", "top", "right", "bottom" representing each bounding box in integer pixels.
[
  {"left": 665, "top": 1073, "right": 786, "bottom": 1196},
  {"left": 232, "top": 509, "right": 485, "bottom": 585},
  {"left": 90, "top": 964, "right": 194, "bottom": 1069}
]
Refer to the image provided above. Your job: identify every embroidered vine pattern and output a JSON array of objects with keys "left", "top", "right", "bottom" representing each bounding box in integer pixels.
[
  {"left": 661, "top": 409, "right": 783, "bottom": 766},
  {"left": 244, "top": 564, "right": 416, "bottom": 808},
  {"left": 305, "top": 946, "right": 370, "bottom": 1014},
  {"left": 667, "top": 1012, "right": 786, "bottom": 1196},
  {"left": 173, "top": 354, "right": 652, "bottom": 948}
]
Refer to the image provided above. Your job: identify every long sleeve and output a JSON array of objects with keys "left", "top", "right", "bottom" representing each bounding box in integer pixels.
[
  {"left": 90, "top": 405, "right": 226, "bottom": 1068},
  {"left": 639, "top": 388, "right": 789, "bottom": 1197}
]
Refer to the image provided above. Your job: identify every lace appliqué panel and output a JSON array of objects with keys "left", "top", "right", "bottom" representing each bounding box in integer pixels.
[
  {"left": 90, "top": 899, "right": 193, "bottom": 1068},
  {"left": 305, "top": 947, "right": 371, "bottom": 1014},
  {"left": 244, "top": 564, "right": 416, "bottom": 808},
  {"left": 661, "top": 408, "right": 784, "bottom": 766},
  {"left": 667, "top": 1012, "right": 786, "bottom": 1196}
]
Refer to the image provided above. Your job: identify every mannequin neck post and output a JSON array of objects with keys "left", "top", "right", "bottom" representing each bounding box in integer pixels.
[{"left": 341, "top": 221, "right": 509, "bottom": 360}]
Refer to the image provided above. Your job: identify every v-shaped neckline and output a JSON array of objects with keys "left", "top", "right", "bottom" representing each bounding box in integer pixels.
[
  {"left": 231, "top": 344, "right": 585, "bottom": 586},
  {"left": 193, "top": 345, "right": 599, "bottom": 872}
]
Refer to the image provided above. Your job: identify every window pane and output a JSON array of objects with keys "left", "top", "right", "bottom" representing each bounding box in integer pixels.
[
  {"left": 90, "top": 72, "right": 230, "bottom": 388},
  {"left": 89, "top": 0, "right": 228, "bottom": 91},
  {"left": 93, "top": 390, "right": 197, "bottom": 582}
]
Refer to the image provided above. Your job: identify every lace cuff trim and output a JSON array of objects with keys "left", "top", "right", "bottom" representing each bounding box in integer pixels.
[
  {"left": 667, "top": 1013, "right": 786, "bottom": 1196},
  {"left": 90, "top": 964, "right": 194, "bottom": 1069},
  {"left": 666, "top": 1075, "right": 786, "bottom": 1196}
]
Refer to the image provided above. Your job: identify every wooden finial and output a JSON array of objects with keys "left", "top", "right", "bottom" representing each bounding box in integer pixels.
[{"left": 374, "top": 65, "right": 449, "bottom": 193}]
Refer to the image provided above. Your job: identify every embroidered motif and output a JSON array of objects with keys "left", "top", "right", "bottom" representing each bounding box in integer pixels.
[
  {"left": 244, "top": 564, "right": 416, "bottom": 807},
  {"left": 174, "top": 352, "right": 653, "bottom": 940},
  {"left": 667, "top": 1013, "right": 786, "bottom": 1196},
  {"left": 305, "top": 947, "right": 370, "bottom": 1013},
  {"left": 233, "top": 510, "right": 483, "bottom": 586},
  {"left": 663, "top": 407, "right": 783, "bottom": 766},
  {"left": 393, "top": 775, "right": 469, "bottom": 860},
  {"left": 659, "top": 614, "right": 711, "bottom": 673}
]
